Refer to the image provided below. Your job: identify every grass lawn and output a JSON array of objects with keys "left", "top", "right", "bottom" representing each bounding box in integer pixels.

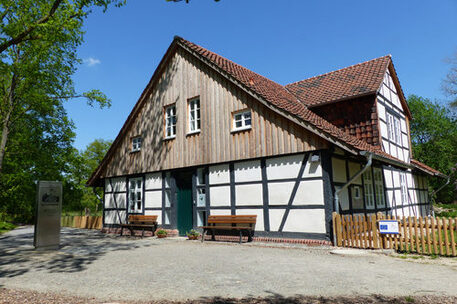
[{"left": 0, "top": 220, "right": 16, "bottom": 235}]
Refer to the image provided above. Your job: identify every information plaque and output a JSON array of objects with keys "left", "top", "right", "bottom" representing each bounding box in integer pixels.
[
  {"left": 379, "top": 220, "right": 399, "bottom": 235},
  {"left": 34, "top": 181, "right": 62, "bottom": 250}
]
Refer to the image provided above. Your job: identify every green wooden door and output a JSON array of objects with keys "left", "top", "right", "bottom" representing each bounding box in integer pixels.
[{"left": 177, "top": 176, "right": 193, "bottom": 236}]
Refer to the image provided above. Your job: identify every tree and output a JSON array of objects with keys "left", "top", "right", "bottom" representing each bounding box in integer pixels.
[
  {"left": 0, "top": 1, "right": 125, "bottom": 174},
  {"left": 64, "top": 139, "right": 112, "bottom": 214},
  {"left": 443, "top": 51, "right": 457, "bottom": 107},
  {"left": 408, "top": 95, "right": 457, "bottom": 203}
]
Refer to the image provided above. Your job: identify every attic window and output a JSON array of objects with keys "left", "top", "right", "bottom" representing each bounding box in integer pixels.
[
  {"left": 132, "top": 137, "right": 142, "bottom": 152},
  {"left": 232, "top": 110, "right": 252, "bottom": 132}
]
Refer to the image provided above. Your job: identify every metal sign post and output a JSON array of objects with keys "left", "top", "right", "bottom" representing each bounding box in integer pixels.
[{"left": 34, "top": 181, "right": 62, "bottom": 250}]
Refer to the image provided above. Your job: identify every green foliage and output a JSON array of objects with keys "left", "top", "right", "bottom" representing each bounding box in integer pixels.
[
  {"left": 434, "top": 203, "right": 457, "bottom": 217},
  {"left": 408, "top": 95, "right": 457, "bottom": 203},
  {"left": 0, "top": 1, "right": 120, "bottom": 223},
  {"left": 186, "top": 229, "right": 200, "bottom": 237},
  {"left": 0, "top": 212, "right": 15, "bottom": 234},
  {"left": 156, "top": 228, "right": 167, "bottom": 236}
]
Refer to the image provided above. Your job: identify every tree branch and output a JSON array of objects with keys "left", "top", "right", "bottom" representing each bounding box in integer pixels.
[{"left": 0, "top": 0, "right": 63, "bottom": 54}]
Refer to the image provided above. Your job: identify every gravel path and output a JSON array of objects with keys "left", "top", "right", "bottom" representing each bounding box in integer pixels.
[{"left": 1, "top": 226, "right": 456, "bottom": 303}]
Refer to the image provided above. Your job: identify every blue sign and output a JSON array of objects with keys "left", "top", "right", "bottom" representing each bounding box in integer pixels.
[{"left": 379, "top": 220, "right": 399, "bottom": 234}]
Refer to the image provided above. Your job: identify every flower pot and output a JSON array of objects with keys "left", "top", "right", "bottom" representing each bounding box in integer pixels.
[
  {"left": 157, "top": 234, "right": 167, "bottom": 238},
  {"left": 187, "top": 235, "right": 199, "bottom": 240}
]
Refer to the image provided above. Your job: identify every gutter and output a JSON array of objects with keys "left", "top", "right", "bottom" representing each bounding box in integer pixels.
[{"left": 333, "top": 151, "right": 373, "bottom": 245}]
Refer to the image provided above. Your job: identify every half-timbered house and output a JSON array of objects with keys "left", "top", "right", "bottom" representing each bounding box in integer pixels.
[{"left": 87, "top": 36, "right": 443, "bottom": 241}]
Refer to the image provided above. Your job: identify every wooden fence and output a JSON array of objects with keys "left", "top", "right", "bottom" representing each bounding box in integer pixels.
[
  {"left": 61, "top": 216, "right": 102, "bottom": 230},
  {"left": 332, "top": 212, "right": 457, "bottom": 256}
]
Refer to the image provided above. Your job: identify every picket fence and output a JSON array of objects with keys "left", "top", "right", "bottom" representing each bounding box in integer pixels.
[
  {"left": 332, "top": 212, "right": 457, "bottom": 256},
  {"left": 61, "top": 215, "right": 102, "bottom": 230}
]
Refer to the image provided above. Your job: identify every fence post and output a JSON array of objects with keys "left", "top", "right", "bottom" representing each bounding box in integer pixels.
[
  {"left": 450, "top": 218, "right": 456, "bottom": 256},
  {"left": 371, "top": 214, "right": 378, "bottom": 249}
]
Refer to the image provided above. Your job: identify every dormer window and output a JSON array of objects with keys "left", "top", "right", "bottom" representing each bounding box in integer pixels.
[
  {"left": 165, "top": 105, "right": 176, "bottom": 139},
  {"left": 188, "top": 97, "right": 200, "bottom": 134},
  {"left": 132, "top": 137, "right": 142, "bottom": 152},
  {"left": 232, "top": 110, "right": 252, "bottom": 131}
]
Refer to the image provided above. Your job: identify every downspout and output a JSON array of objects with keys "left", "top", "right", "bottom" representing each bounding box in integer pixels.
[{"left": 333, "top": 151, "right": 373, "bottom": 245}]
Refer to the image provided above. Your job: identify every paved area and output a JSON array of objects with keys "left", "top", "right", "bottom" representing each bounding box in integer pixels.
[{"left": 0, "top": 226, "right": 456, "bottom": 303}]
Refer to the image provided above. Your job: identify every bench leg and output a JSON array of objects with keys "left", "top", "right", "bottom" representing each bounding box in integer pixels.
[
  {"left": 120, "top": 227, "right": 124, "bottom": 236},
  {"left": 239, "top": 230, "right": 243, "bottom": 244},
  {"left": 248, "top": 231, "right": 253, "bottom": 242},
  {"left": 141, "top": 228, "right": 145, "bottom": 238},
  {"left": 211, "top": 229, "right": 215, "bottom": 241},
  {"left": 201, "top": 229, "right": 206, "bottom": 243}
]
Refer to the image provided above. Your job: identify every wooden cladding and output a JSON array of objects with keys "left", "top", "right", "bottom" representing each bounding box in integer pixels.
[
  {"left": 333, "top": 212, "right": 457, "bottom": 256},
  {"left": 101, "top": 48, "right": 327, "bottom": 178}
]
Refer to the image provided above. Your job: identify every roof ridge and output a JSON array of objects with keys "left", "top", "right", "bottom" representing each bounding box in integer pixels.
[{"left": 285, "top": 55, "right": 391, "bottom": 87}]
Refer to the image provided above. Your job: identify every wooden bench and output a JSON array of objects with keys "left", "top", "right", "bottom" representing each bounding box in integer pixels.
[
  {"left": 199, "top": 215, "right": 257, "bottom": 244},
  {"left": 120, "top": 215, "right": 158, "bottom": 237}
]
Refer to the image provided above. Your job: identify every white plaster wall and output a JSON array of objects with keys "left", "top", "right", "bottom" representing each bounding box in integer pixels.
[
  {"left": 145, "top": 173, "right": 162, "bottom": 190},
  {"left": 303, "top": 154, "right": 322, "bottom": 178},
  {"left": 235, "top": 184, "right": 263, "bottom": 206},
  {"left": 111, "top": 177, "right": 126, "bottom": 192},
  {"left": 105, "top": 179, "right": 112, "bottom": 193},
  {"left": 332, "top": 158, "right": 346, "bottom": 183},
  {"left": 269, "top": 209, "right": 285, "bottom": 231},
  {"left": 294, "top": 180, "right": 324, "bottom": 205},
  {"left": 104, "top": 210, "right": 126, "bottom": 225},
  {"left": 282, "top": 209, "right": 326, "bottom": 233},
  {"left": 145, "top": 210, "right": 162, "bottom": 225},
  {"left": 104, "top": 193, "right": 126, "bottom": 209},
  {"left": 235, "top": 209, "right": 264, "bottom": 231},
  {"left": 377, "top": 102, "right": 386, "bottom": 122},
  {"left": 386, "top": 190, "right": 394, "bottom": 209},
  {"left": 384, "top": 168, "right": 393, "bottom": 188},
  {"left": 209, "top": 186, "right": 231, "bottom": 206},
  {"left": 266, "top": 154, "right": 302, "bottom": 179},
  {"left": 145, "top": 191, "right": 162, "bottom": 208},
  {"left": 209, "top": 164, "right": 230, "bottom": 184},
  {"left": 209, "top": 209, "right": 232, "bottom": 215},
  {"left": 234, "top": 160, "right": 262, "bottom": 182},
  {"left": 268, "top": 182, "right": 293, "bottom": 205}
]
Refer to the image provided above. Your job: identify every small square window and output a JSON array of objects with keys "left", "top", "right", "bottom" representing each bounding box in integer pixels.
[
  {"left": 232, "top": 110, "right": 252, "bottom": 131},
  {"left": 132, "top": 137, "right": 142, "bottom": 152}
]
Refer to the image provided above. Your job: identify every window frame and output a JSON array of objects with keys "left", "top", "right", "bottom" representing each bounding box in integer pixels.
[
  {"left": 373, "top": 167, "right": 386, "bottom": 208},
  {"left": 386, "top": 112, "right": 401, "bottom": 145},
  {"left": 188, "top": 97, "right": 201, "bottom": 134},
  {"left": 400, "top": 172, "right": 408, "bottom": 205},
  {"left": 232, "top": 109, "right": 252, "bottom": 132},
  {"left": 363, "top": 171, "right": 375, "bottom": 209},
  {"left": 131, "top": 136, "right": 142, "bottom": 152},
  {"left": 164, "top": 104, "right": 177, "bottom": 139},
  {"left": 128, "top": 177, "right": 143, "bottom": 214}
]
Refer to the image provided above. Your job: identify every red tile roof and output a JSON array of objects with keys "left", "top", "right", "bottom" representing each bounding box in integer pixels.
[
  {"left": 411, "top": 159, "right": 444, "bottom": 177},
  {"left": 285, "top": 56, "right": 391, "bottom": 107}
]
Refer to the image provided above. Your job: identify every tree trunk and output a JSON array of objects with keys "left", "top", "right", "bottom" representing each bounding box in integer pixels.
[{"left": 0, "top": 76, "right": 17, "bottom": 174}]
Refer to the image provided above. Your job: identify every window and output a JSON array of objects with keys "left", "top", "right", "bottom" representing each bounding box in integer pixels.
[
  {"left": 188, "top": 98, "right": 200, "bottom": 133},
  {"left": 363, "top": 171, "right": 375, "bottom": 209},
  {"left": 373, "top": 168, "right": 386, "bottom": 208},
  {"left": 132, "top": 137, "right": 142, "bottom": 152},
  {"left": 386, "top": 113, "right": 401, "bottom": 145},
  {"left": 233, "top": 110, "right": 252, "bottom": 131},
  {"left": 400, "top": 172, "right": 408, "bottom": 205},
  {"left": 128, "top": 177, "right": 143, "bottom": 213},
  {"left": 165, "top": 105, "right": 177, "bottom": 138}
]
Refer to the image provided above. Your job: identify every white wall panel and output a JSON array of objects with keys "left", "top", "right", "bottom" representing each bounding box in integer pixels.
[
  {"left": 111, "top": 177, "right": 126, "bottom": 192},
  {"left": 268, "top": 182, "right": 293, "bottom": 205},
  {"left": 269, "top": 209, "right": 285, "bottom": 231},
  {"left": 145, "top": 173, "right": 162, "bottom": 190},
  {"left": 384, "top": 169, "right": 393, "bottom": 188},
  {"left": 235, "top": 209, "right": 264, "bottom": 231},
  {"left": 234, "top": 160, "right": 262, "bottom": 182},
  {"left": 235, "top": 184, "right": 263, "bottom": 206},
  {"left": 283, "top": 209, "right": 326, "bottom": 233},
  {"left": 209, "top": 164, "right": 230, "bottom": 184},
  {"left": 266, "top": 154, "right": 302, "bottom": 179},
  {"left": 377, "top": 102, "right": 386, "bottom": 120},
  {"left": 144, "top": 210, "right": 163, "bottom": 225},
  {"left": 105, "top": 179, "right": 112, "bottom": 193},
  {"left": 104, "top": 193, "right": 126, "bottom": 209},
  {"left": 209, "top": 209, "right": 232, "bottom": 215},
  {"left": 294, "top": 180, "right": 324, "bottom": 205},
  {"left": 332, "top": 158, "right": 347, "bottom": 183},
  {"left": 145, "top": 191, "right": 162, "bottom": 208},
  {"left": 104, "top": 210, "right": 126, "bottom": 225},
  {"left": 209, "top": 186, "right": 231, "bottom": 206}
]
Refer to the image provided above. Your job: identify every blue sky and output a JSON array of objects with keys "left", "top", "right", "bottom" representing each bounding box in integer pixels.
[{"left": 67, "top": 0, "right": 457, "bottom": 151}]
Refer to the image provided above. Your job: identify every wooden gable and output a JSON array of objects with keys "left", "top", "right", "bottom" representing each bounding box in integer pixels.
[{"left": 96, "top": 46, "right": 328, "bottom": 181}]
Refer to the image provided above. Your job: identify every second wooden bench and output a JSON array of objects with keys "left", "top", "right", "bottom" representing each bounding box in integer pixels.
[
  {"left": 199, "top": 215, "right": 257, "bottom": 243},
  {"left": 120, "top": 215, "right": 158, "bottom": 237}
]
